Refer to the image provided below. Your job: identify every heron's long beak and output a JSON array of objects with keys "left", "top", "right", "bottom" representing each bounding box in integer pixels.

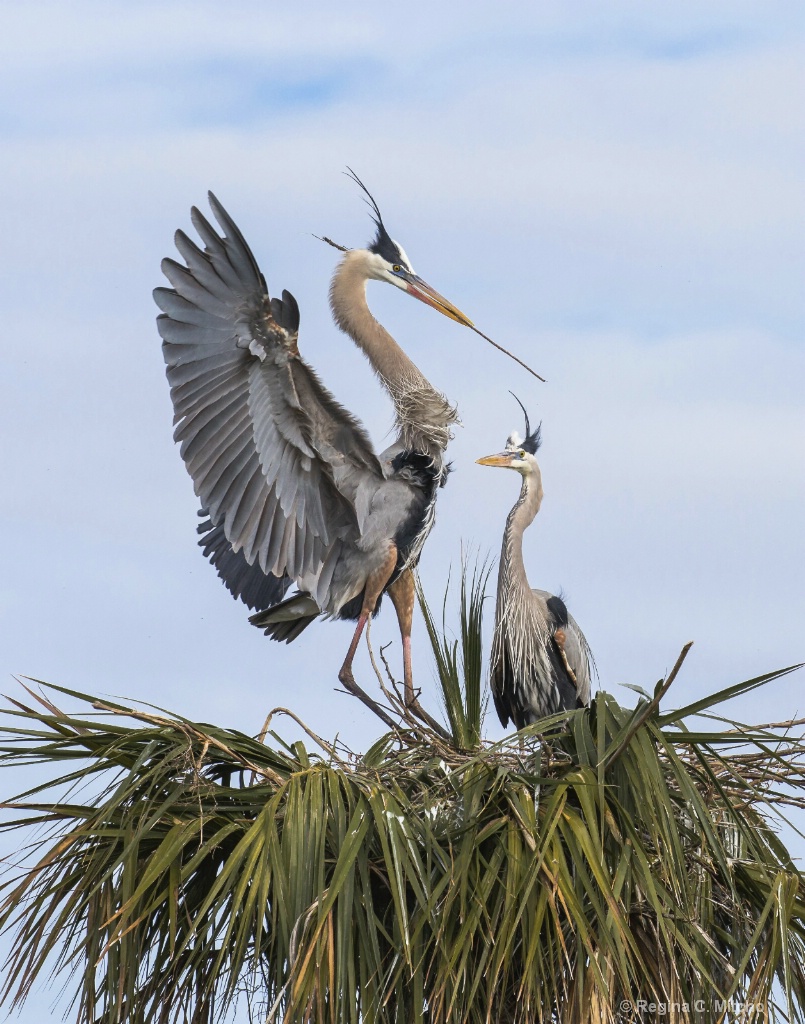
[
  {"left": 405, "top": 274, "right": 474, "bottom": 327},
  {"left": 476, "top": 452, "right": 515, "bottom": 468},
  {"left": 402, "top": 269, "right": 546, "bottom": 382}
]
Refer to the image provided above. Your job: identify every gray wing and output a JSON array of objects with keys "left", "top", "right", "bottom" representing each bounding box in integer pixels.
[
  {"left": 196, "top": 511, "right": 292, "bottom": 612},
  {"left": 562, "top": 613, "right": 593, "bottom": 707},
  {"left": 542, "top": 592, "right": 593, "bottom": 709},
  {"left": 156, "top": 193, "right": 384, "bottom": 582}
]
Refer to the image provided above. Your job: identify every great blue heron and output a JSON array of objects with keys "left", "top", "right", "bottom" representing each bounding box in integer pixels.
[
  {"left": 476, "top": 401, "right": 592, "bottom": 728},
  {"left": 156, "top": 173, "right": 528, "bottom": 728}
]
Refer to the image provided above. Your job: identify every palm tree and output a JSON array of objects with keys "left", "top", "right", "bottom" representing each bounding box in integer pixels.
[{"left": 1, "top": 568, "right": 804, "bottom": 1023}]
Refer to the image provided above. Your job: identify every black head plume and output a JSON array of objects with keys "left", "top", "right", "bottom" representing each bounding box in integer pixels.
[
  {"left": 509, "top": 392, "right": 542, "bottom": 453},
  {"left": 345, "top": 167, "right": 407, "bottom": 267}
]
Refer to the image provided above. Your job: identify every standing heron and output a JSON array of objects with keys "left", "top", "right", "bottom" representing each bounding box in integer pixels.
[
  {"left": 476, "top": 401, "right": 592, "bottom": 728},
  {"left": 156, "top": 173, "right": 528, "bottom": 727}
]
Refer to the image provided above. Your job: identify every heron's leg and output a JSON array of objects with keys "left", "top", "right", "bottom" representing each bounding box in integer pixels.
[
  {"left": 387, "top": 570, "right": 448, "bottom": 737},
  {"left": 387, "top": 569, "right": 416, "bottom": 704},
  {"left": 337, "top": 547, "right": 398, "bottom": 730}
]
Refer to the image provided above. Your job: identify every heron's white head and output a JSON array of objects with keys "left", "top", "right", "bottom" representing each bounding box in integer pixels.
[
  {"left": 363, "top": 247, "right": 474, "bottom": 326},
  {"left": 342, "top": 169, "right": 474, "bottom": 327},
  {"left": 324, "top": 170, "right": 546, "bottom": 380},
  {"left": 476, "top": 441, "right": 537, "bottom": 476},
  {"left": 476, "top": 398, "right": 542, "bottom": 476}
]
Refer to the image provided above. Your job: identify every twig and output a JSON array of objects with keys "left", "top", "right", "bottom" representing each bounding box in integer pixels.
[
  {"left": 313, "top": 234, "right": 350, "bottom": 253},
  {"left": 467, "top": 325, "right": 546, "bottom": 382},
  {"left": 365, "top": 621, "right": 407, "bottom": 717},
  {"left": 257, "top": 707, "right": 340, "bottom": 761},
  {"left": 362, "top": 620, "right": 452, "bottom": 742},
  {"left": 365, "top": 625, "right": 448, "bottom": 743},
  {"left": 378, "top": 643, "right": 408, "bottom": 708},
  {"left": 603, "top": 642, "right": 694, "bottom": 769},
  {"left": 373, "top": 640, "right": 452, "bottom": 741},
  {"left": 736, "top": 717, "right": 805, "bottom": 732}
]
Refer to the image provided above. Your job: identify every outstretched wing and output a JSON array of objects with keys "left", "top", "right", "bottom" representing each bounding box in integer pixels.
[
  {"left": 196, "top": 511, "right": 292, "bottom": 612},
  {"left": 156, "top": 193, "right": 383, "bottom": 582}
]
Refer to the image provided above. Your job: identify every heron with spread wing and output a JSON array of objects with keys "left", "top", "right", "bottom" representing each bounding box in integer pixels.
[
  {"left": 156, "top": 173, "right": 527, "bottom": 727},
  {"left": 477, "top": 400, "right": 592, "bottom": 728}
]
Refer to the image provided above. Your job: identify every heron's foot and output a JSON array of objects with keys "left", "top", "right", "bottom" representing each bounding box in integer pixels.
[
  {"left": 338, "top": 664, "right": 398, "bottom": 731},
  {"left": 404, "top": 690, "right": 451, "bottom": 741},
  {"left": 337, "top": 663, "right": 355, "bottom": 688}
]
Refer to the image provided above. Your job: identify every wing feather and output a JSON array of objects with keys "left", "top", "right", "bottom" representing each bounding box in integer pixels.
[
  {"left": 154, "top": 286, "right": 229, "bottom": 330},
  {"left": 203, "top": 442, "right": 254, "bottom": 512},
  {"left": 160, "top": 259, "right": 237, "bottom": 322},
  {"left": 173, "top": 231, "right": 243, "bottom": 305},
  {"left": 171, "top": 364, "right": 243, "bottom": 412},
  {"left": 197, "top": 513, "right": 291, "bottom": 612},
  {"left": 158, "top": 193, "right": 384, "bottom": 583}
]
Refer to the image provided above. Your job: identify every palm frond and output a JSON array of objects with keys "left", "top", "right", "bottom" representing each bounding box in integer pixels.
[
  {"left": 1, "top": 582, "right": 805, "bottom": 1023},
  {"left": 416, "top": 556, "right": 491, "bottom": 749}
]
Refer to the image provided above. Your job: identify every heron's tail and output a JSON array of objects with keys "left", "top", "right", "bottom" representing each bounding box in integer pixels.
[{"left": 249, "top": 593, "right": 319, "bottom": 643}]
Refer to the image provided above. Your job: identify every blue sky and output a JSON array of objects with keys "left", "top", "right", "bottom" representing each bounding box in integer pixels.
[{"left": 1, "top": 2, "right": 803, "bottom": 1017}]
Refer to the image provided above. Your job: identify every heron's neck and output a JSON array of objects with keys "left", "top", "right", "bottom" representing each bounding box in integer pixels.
[
  {"left": 500, "top": 472, "right": 543, "bottom": 596},
  {"left": 330, "top": 253, "right": 429, "bottom": 393},
  {"left": 329, "top": 253, "right": 457, "bottom": 457}
]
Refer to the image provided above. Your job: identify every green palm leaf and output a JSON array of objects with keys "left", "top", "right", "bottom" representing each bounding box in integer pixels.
[
  {"left": 0, "top": 571, "right": 804, "bottom": 1023},
  {"left": 416, "top": 556, "right": 490, "bottom": 749}
]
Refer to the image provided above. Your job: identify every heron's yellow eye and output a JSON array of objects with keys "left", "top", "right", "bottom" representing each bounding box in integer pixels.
[
  {"left": 393, "top": 264, "right": 402, "bottom": 273},
  {"left": 518, "top": 450, "right": 526, "bottom": 459}
]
